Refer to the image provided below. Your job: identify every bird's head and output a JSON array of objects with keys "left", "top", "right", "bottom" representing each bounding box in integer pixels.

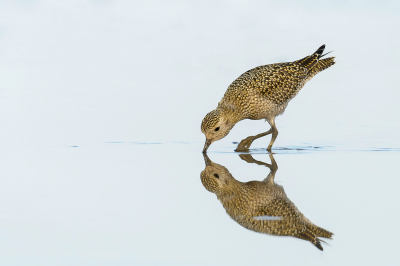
[{"left": 201, "top": 109, "right": 234, "bottom": 153}]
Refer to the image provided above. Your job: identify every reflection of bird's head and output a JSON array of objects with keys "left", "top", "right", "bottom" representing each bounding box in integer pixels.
[{"left": 201, "top": 154, "right": 233, "bottom": 194}]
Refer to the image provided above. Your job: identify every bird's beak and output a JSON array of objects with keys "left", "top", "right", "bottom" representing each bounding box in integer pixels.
[
  {"left": 202, "top": 139, "right": 212, "bottom": 153},
  {"left": 203, "top": 153, "right": 212, "bottom": 166}
]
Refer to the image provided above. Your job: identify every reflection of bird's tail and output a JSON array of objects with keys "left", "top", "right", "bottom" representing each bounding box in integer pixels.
[
  {"left": 295, "top": 228, "right": 324, "bottom": 250},
  {"left": 312, "top": 226, "right": 333, "bottom": 239}
]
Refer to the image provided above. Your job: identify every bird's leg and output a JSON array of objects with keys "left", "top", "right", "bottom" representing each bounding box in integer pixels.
[
  {"left": 266, "top": 119, "right": 278, "bottom": 153},
  {"left": 235, "top": 128, "right": 273, "bottom": 152}
]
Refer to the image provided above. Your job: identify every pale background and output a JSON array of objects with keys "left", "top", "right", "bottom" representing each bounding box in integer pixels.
[{"left": 1, "top": 1, "right": 399, "bottom": 265}]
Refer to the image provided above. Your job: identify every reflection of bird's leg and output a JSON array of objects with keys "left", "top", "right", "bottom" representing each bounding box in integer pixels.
[
  {"left": 266, "top": 154, "right": 278, "bottom": 182},
  {"left": 239, "top": 154, "right": 278, "bottom": 182}
]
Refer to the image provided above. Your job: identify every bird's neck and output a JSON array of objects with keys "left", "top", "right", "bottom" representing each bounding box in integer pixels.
[{"left": 217, "top": 105, "right": 245, "bottom": 125}]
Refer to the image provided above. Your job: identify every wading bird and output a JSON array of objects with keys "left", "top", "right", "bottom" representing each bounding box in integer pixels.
[{"left": 201, "top": 45, "right": 335, "bottom": 153}]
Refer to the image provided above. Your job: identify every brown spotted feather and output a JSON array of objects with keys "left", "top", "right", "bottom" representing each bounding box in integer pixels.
[
  {"left": 201, "top": 45, "right": 335, "bottom": 152},
  {"left": 201, "top": 158, "right": 333, "bottom": 250}
]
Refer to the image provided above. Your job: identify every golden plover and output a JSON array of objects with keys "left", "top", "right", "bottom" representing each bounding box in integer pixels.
[
  {"left": 201, "top": 153, "right": 333, "bottom": 250},
  {"left": 201, "top": 45, "right": 335, "bottom": 152}
]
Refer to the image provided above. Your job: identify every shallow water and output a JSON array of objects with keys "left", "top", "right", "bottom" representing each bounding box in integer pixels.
[{"left": 1, "top": 141, "right": 400, "bottom": 265}]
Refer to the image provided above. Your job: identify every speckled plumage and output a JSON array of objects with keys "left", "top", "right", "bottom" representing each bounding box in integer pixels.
[
  {"left": 201, "top": 45, "right": 335, "bottom": 152},
  {"left": 201, "top": 154, "right": 333, "bottom": 250}
]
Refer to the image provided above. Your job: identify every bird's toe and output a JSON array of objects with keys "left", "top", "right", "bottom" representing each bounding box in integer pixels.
[{"left": 235, "top": 136, "right": 255, "bottom": 152}]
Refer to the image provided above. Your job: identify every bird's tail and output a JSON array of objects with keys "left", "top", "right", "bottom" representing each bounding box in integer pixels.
[
  {"left": 294, "top": 44, "right": 325, "bottom": 69},
  {"left": 312, "top": 57, "right": 335, "bottom": 73},
  {"left": 294, "top": 44, "right": 335, "bottom": 73},
  {"left": 305, "top": 57, "right": 335, "bottom": 81}
]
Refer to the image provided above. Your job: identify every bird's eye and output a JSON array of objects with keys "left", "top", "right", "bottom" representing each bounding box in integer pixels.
[
  {"left": 214, "top": 173, "right": 219, "bottom": 178},
  {"left": 215, "top": 127, "right": 220, "bottom": 131}
]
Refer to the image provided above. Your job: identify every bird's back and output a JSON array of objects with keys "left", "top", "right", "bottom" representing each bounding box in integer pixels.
[
  {"left": 238, "top": 62, "right": 308, "bottom": 105},
  {"left": 219, "top": 45, "right": 335, "bottom": 120}
]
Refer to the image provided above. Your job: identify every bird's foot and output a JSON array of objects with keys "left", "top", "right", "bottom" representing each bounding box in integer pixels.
[{"left": 235, "top": 136, "right": 255, "bottom": 152}]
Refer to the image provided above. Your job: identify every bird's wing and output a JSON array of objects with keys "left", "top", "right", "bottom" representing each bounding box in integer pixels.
[
  {"left": 248, "top": 63, "right": 308, "bottom": 104},
  {"left": 253, "top": 199, "right": 325, "bottom": 250},
  {"left": 251, "top": 198, "right": 305, "bottom": 234},
  {"left": 253, "top": 198, "right": 299, "bottom": 220}
]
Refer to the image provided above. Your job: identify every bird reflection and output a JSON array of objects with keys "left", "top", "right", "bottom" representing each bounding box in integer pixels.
[{"left": 200, "top": 154, "right": 333, "bottom": 250}]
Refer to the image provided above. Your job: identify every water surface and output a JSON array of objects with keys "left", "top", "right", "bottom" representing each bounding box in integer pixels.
[{"left": 1, "top": 141, "right": 399, "bottom": 265}]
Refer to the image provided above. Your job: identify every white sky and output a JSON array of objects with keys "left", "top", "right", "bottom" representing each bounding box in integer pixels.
[{"left": 0, "top": 0, "right": 399, "bottom": 147}]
